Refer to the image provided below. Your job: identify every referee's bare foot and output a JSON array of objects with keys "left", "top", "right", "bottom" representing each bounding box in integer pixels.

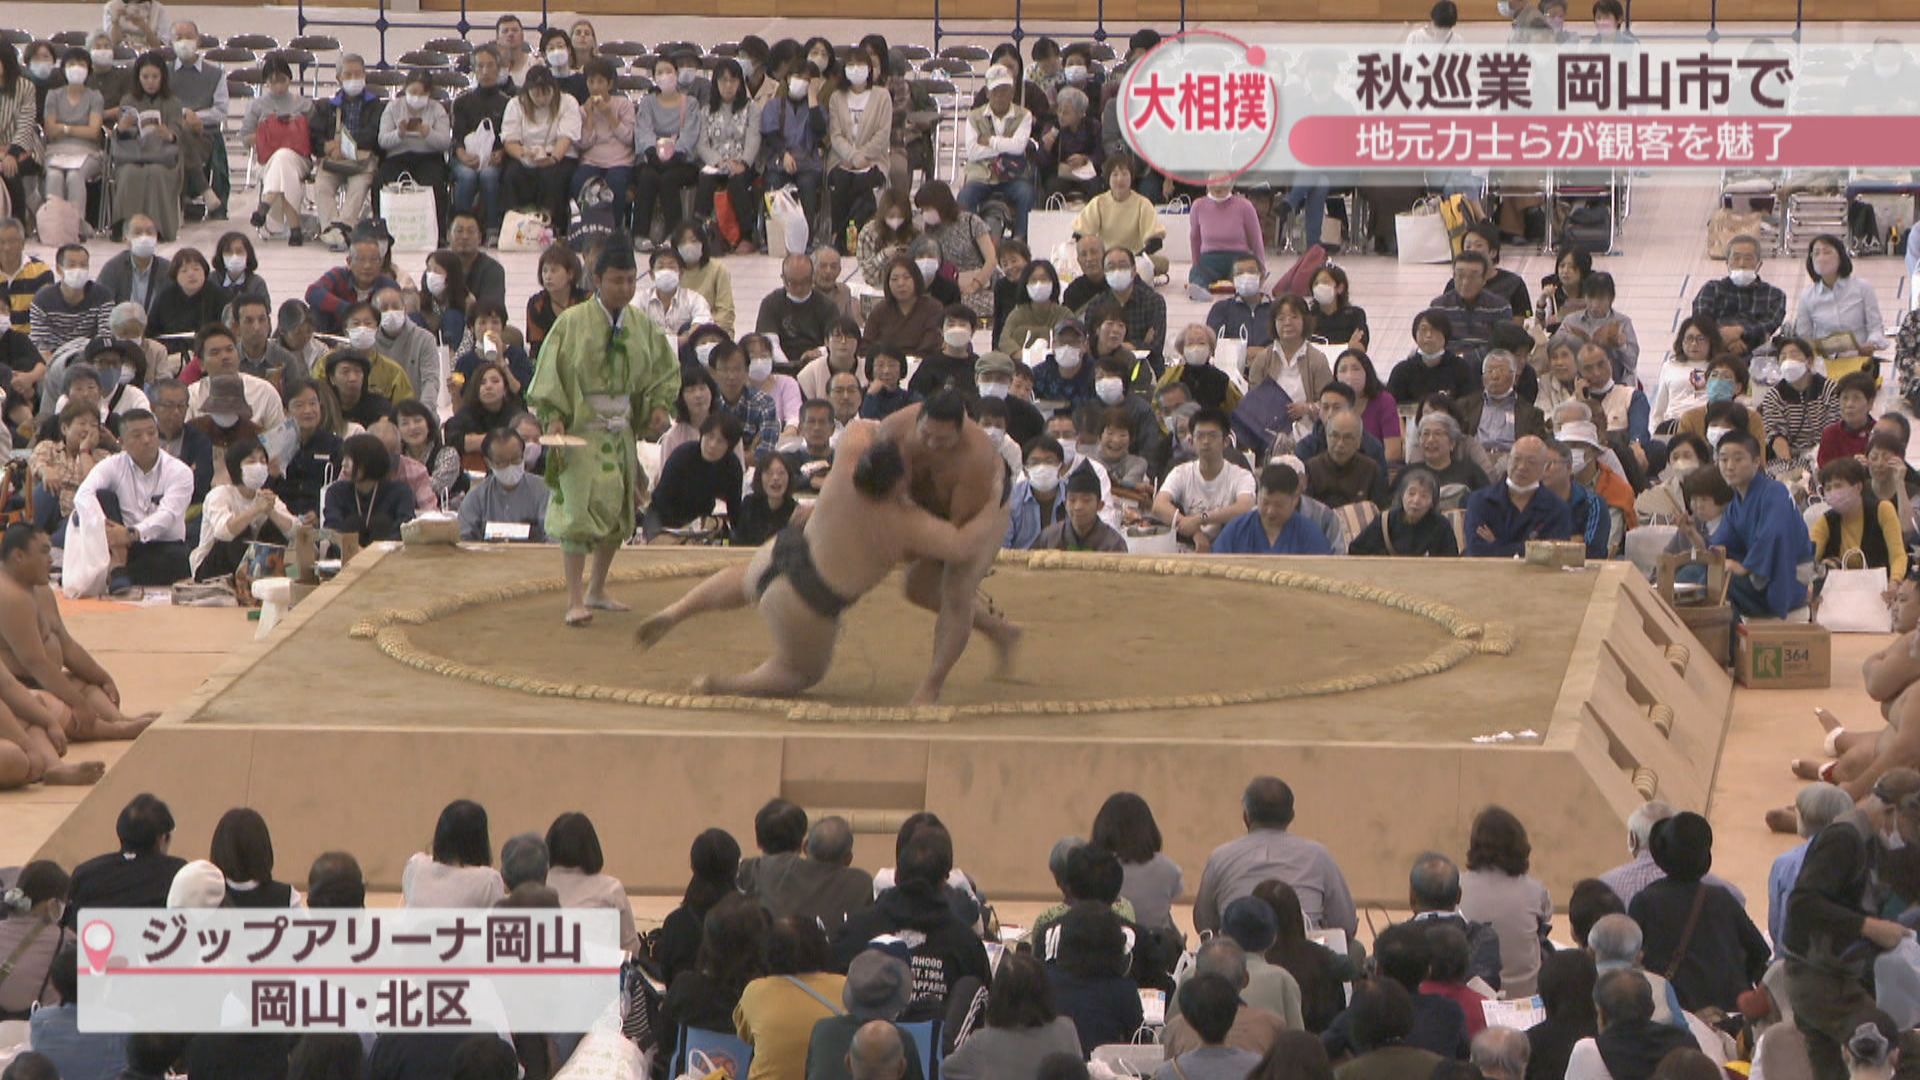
[
  {"left": 585, "top": 594, "right": 630, "bottom": 613},
  {"left": 564, "top": 606, "right": 593, "bottom": 627},
  {"left": 634, "top": 613, "right": 674, "bottom": 649}
]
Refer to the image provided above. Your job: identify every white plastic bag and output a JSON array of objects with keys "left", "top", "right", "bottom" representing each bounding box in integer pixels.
[
  {"left": 1816, "top": 549, "right": 1893, "bottom": 633},
  {"left": 381, "top": 173, "right": 438, "bottom": 252},
  {"left": 61, "top": 494, "right": 111, "bottom": 599},
  {"left": 765, "top": 186, "right": 808, "bottom": 259},
  {"left": 1878, "top": 937, "right": 1920, "bottom": 1030},
  {"left": 1396, "top": 200, "right": 1453, "bottom": 264},
  {"left": 463, "top": 118, "right": 495, "bottom": 163}
]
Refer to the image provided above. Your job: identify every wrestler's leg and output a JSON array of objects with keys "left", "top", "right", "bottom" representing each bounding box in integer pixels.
[
  {"left": 1829, "top": 736, "right": 1888, "bottom": 784},
  {"left": 636, "top": 558, "right": 760, "bottom": 649},
  {"left": 585, "top": 539, "right": 629, "bottom": 612},
  {"left": 910, "top": 507, "right": 1021, "bottom": 706},
  {"left": 65, "top": 685, "right": 155, "bottom": 741},
  {"left": 693, "top": 586, "right": 836, "bottom": 697},
  {"left": 0, "top": 709, "right": 101, "bottom": 788}
]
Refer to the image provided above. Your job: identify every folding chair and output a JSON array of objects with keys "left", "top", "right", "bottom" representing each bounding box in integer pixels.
[
  {"left": 226, "top": 34, "right": 282, "bottom": 52},
  {"left": 397, "top": 50, "right": 451, "bottom": 70},
  {"left": 673, "top": 1027, "right": 752, "bottom": 1078},
  {"left": 49, "top": 30, "right": 88, "bottom": 47},
  {"left": 598, "top": 40, "right": 651, "bottom": 60},
  {"left": 897, "top": 1020, "right": 940, "bottom": 1080}
]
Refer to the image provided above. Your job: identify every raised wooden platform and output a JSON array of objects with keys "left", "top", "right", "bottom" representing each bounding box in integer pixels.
[{"left": 30, "top": 545, "right": 1733, "bottom": 904}]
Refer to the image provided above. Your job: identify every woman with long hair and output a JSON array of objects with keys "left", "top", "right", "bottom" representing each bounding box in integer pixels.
[
  {"left": 415, "top": 250, "right": 470, "bottom": 352},
  {"left": 443, "top": 360, "right": 524, "bottom": 464},
  {"left": 1252, "top": 879, "right": 1345, "bottom": 1033},
  {"left": 502, "top": 65, "right": 581, "bottom": 232},
  {"left": 661, "top": 895, "right": 767, "bottom": 1067},
  {"left": 1089, "top": 792, "right": 1181, "bottom": 935},
  {"left": 656, "top": 828, "right": 742, "bottom": 986},
  {"left": 112, "top": 51, "right": 184, "bottom": 239},
  {"left": 400, "top": 799, "right": 505, "bottom": 908},
  {"left": 694, "top": 58, "right": 761, "bottom": 256},
  {"left": 395, "top": 398, "right": 466, "bottom": 508},
  {"left": 526, "top": 245, "right": 587, "bottom": 360},
  {"left": 730, "top": 452, "right": 799, "bottom": 548}
]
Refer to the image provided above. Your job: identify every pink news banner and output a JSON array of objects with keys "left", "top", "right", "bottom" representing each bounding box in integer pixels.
[{"left": 1116, "top": 34, "right": 1920, "bottom": 183}]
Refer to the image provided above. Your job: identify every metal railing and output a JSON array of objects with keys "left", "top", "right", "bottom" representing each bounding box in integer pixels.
[
  {"left": 932, "top": 0, "right": 1187, "bottom": 54},
  {"left": 296, "top": 0, "right": 550, "bottom": 68}
]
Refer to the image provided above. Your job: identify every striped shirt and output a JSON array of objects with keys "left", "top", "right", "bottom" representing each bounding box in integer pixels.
[
  {"left": 28, "top": 282, "right": 114, "bottom": 359},
  {"left": 1759, "top": 375, "right": 1840, "bottom": 459},
  {"left": 0, "top": 258, "right": 53, "bottom": 333}
]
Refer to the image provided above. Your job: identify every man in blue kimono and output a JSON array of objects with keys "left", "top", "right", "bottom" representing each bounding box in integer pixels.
[{"left": 1710, "top": 429, "right": 1812, "bottom": 618}]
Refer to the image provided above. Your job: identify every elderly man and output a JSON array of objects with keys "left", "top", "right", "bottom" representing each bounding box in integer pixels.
[
  {"left": 186, "top": 324, "right": 286, "bottom": 431},
  {"left": 1193, "top": 775, "right": 1356, "bottom": 937},
  {"left": 1213, "top": 463, "right": 1334, "bottom": 555},
  {"left": 813, "top": 247, "right": 861, "bottom": 329},
  {"left": 374, "top": 286, "right": 442, "bottom": 410},
  {"left": 1163, "top": 939, "right": 1287, "bottom": 1059},
  {"left": 147, "top": 379, "right": 211, "bottom": 523},
  {"left": 304, "top": 236, "right": 400, "bottom": 335},
  {"left": 958, "top": 65, "right": 1038, "bottom": 238},
  {"left": 1063, "top": 233, "right": 1108, "bottom": 312},
  {"left": 1305, "top": 410, "right": 1386, "bottom": 509},
  {"left": 169, "top": 20, "right": 230, "bottom": 216},
  {"left": 1691, "top": 429, "right": 1810, "bottom": 618},
  {"left": 1428, "top": 251, "right": 1514, "bottom": 366},
  {"left": 70, "top": 410, "right": 194, "bottom": 593},
  {"left": 1098, "top": 245, "right": 1166, "bottom": 369},
  {"left": 0, "top": 219, "right": 53, "bottom": 334},
  {"left": 1588, "top": 913, "right": 1719, "bottom": 1047},
  {"left": 312, "top": 54, "right": 384, "bottom": 243},
  {"left": 1408, "top": 852, "right": 1503, "bottom": 991},
  {"left": 1541, "top": 436, "right": 1612, "bottom": 560},
  {"left": 756, "top": 253, "right": 841, "bottom": 368},
  {"left": 96, "top": 217, "right": 171, "bottom": 313},
  {"left": 1599, "top": 801, "right": 1748, "bottom": 910},
  {"left": 848, "top": 1020, "right": 910, "bottom": 1080},
  {"left": 748, "top": 815, "right": 874, "bottom": 931},
  {"left": 1472, "top": 1027, "right": 1530, "bottom": 1080},
  {"left": 1463, "top": 435, "right": 1571, "bottom": 556},
  {"left": 458, "top": 429, "right": 549, "bottom": 543},
  {"left": 1692, "top": 234, "right": 1786, "bottom": 358},
  {"left": 1458, "top": 349, "right": 1545, "bottom": 461},
  {"left": 1767, "top": 783, "right": 1855, "bottom": 959},
  {"left": 28, "top": 245, "right": 113, "bottom": 368},
  {"left": 1574, "top": 938, "right": 1723, "bottom": 1080}
]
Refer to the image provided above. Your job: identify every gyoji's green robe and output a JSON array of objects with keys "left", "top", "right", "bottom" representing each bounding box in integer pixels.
[{"left": 526, "top": 298, "right": 681, "bottom": 551}]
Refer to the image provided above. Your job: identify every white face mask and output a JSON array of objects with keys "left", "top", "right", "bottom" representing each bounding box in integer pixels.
[
  {"left": 679, "top": 67, "right": 700, "bottom": 87},
  {"left": 340, "top": 78, "right": 365, "bottom": 96},
  {"left": 914, "top": 258, "right": 940, "bottom": 282},
  {"left": 748, "top": 357, "right": 774, "bottom": 382},
  {"left": 240, "top": 461, "right": 270, "bottom": 490},
  {"left": 979, "top": 380, "right": 1010, "bottom": 399},
  {"left": 405, "top": 92, "right": 430, "bottom": 111},
  {"left": 1234, "top": 273, "right": 1261, "bottom": 298},
  {"left": 1106, "top": 269, "right": 1134, "bottom": 292},
  {"left": 1064, "top": 64, "right": 1087, "bottom": 82},
  {"left": 380, "top": 310, "right": 409, "bottom": 335},
  {"left": 1312, "top": 284, "right": 1338, "bottom": 308},
  {"left": 62, "top": 267, "right": 88, "bottom": 290},
  {"left": 885, "top": 215, "right": 906, "bottom": 231},
  {"left": 1027, "top": 463, "right": 1059, "bottom": 492},
  {"left": 943, "top": 326, "right": 972, "bottom": 349},
  {"left": 1059, "top": 443, "right": 1077, "bottom": 466},
  {"left": 845, "top": 64, "right": 870, "bottom": 87},
  {"left": 1095, "top": 377, "right": 1124, "bottom": 405},
  {"left": 223, "top": 253, "right": 248, "bottom": 277},
  {"left": 787, "top": 77, "right": 808, "bottom": 99},
  {"left": 347, "top": 326, "right": 378, "bottom": 352},
  {"left": 424, "top": 270, "right": 446, "bottom": 298},
  {"left": 1780, "top": 359, "right": 1810, "bottom": 384},
  {"left": 688, "top": 341, "right": 716, "bottom": 366},
  {"left": 172, "top": 39, "right": 197, "bottom": 61},
  {"left": 91, "top": 49, "right": 115, "bottom": 67},
  {"left": 1569, "top": 449, "right": 1589, "bottom": 474},
  {"left": 1207, "top": 189, "right": 1231, "bottom": 202},
  {"left": 130, "top": 235, "right": 157, "bottom": 259},
  {"left": 1027, "top": 280, "right": 1053, "bottom": 303},
  {"left": 547, "top": 49, "right": 570, "bottom": 69},
  {"left": 494, "top": 463, "right": 526, "bottom": 488},
  {"left": 921, "top": 210, "right": 942, "bottom": 228},
  {"left": 1184, "top": 344, "right": 1212, "bottom": 367},
  {"left": 677, "top": 242, "right": 704, "bottom": 265},
  {"left": 209, "top": 412, "right": 240, "bottom": 428},
  {"left": 1507, "top": 477, "right": 1538, "bottom": 495},
  {"left": 1706, "top": 425, "right": 1732, "bottom": 446},
  {"left": 655, "top": 72, "right": 679, "bottom": 95},
  {"left": 1885, "top": 825, "right": 1908, "bottom": 852},
  {"left": 740, "top": 57, "right": 757, "bottom": 80},
  {"left": 653, "top": 269, "right": 680, "bottom": 295},
  {"left": 56, "top": 64, "right": 80, "bottom": 85},
  {"left": 985, "top": 426, "right": 1007, "bottom": 446},
  {"left": 1055, "top": 345, "right": 1082, "bottom": 370},
  {"left": 1728, "top": 268, "right": 1758, "bottom": 287}
]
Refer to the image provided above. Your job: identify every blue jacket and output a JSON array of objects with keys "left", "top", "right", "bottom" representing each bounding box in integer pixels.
[
  {"left": 1212, "top": 508, "right": 1334, "bottom": 555},
  {"left": 1463, "top": 481, "right": 1572, "bottom": 557},
  {"left": 1005, "top": 478, "right": 1066, "bottom": 550},
  {"left": 760, "top": 98, "right": 827, "bottom": 173}
]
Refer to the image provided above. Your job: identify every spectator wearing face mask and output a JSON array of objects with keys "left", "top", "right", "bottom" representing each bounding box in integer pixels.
[
  {"left": 907, "top": 304, "right": 982, "bottom": 401},
  {"left": 1810, "top": 456, "right": 1905, "bottom": 580},
  {"left": 459, "top": 427, "right": 549, "bottom": 543},
  {"left": 1005, "top": 437, "right": 1070, "bottom": 550},
  {"left": 999, "top": 260, "right": 1070, "bottom": 355},
  {"left": 1675, "top": 356, "right": 1763, "bottom": 449},
  {"left": 977, "top": 351, "right": 1045, "bottom": 447},
  {"left": 1186, "top": 179, "right": 1265, "bottom": 301},
  {"left": 1031, "top": 319, "right": 1095, "bottom": 409},
  {"left": 1167, "top": 324, "right": 1238, "bottom": 413},
  {"left": 1205, "top": 255, "right": 1275, "bottom": 351}
]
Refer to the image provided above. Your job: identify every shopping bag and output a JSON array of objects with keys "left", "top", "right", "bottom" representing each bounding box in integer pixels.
[
  {"left": 463, "top": 118, "right": 496, "bottom": 163},
  {"left": 1439, "top": 193, "right": 1484, "bottom": 255},
  {"left": 381, "top": 174, "right": 438, "bottom": 252},
  {"left": 765, "top": 186, "right": 809, "bottom": 259},
  {"left": 1213, "top": 328, "right": 1249, "bottom": 385},
  {"left": 1877, "top": 938, "right": 1920, "bottom": 1031},
  {"left": 61, "top": 496, "right": 110, "bottom": 599},
  {"left": 1815, "top": 549, "right": 1892, "bottom": 633},
  {"left": 713, "top": 190, "right": 742, "bottom": 247},
  {"left": 1396, "top": 201, "right": 1453, "bottom": 264},
  {"left": 255, "top": 111, "right": 311, "bottom": 164},
  {"left": 500, "top": 209, "right": 551, "bottom": 252}
]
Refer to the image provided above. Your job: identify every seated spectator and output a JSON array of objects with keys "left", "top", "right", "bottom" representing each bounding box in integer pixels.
[
  {"left": 909, "top": 305, "right": 982, "bottom": 401},
  {"left": 0, "top": 859, "right": 68, "bottom": 1016},
  {"left": 275, "top": 300, "right": 327, "bottom": 373},
  {"left": 1790, "top": 233, "right": 1887, "bottom": 383},
  {"left": 955, "top": 65, "right": 1035, "bottom": 240},
  {"left": 1085, "top": 408, "right": 1150, "bottom": 504},
  {"left": 1351, "top": 468, "right": 1459, "bottom": 557},
  {"left": 28, "top": 946, "right": 125, "bottom": 1080},
  {"left": 1150, "top": 407, "right": 1255, "bottom": 552},
  {"left": 1032, "top": 318, "right": 1095, "bottom": 408},
  {"left": 1389, "top": 310, "right": 1477, "bottom": 409},
  {"left": 1304, "top": 411, "right": 1387, "bottom": 510},
  {"left": 1420, "top": 925, "right": 1489, "bottom": 1038},
  {"left": 806, "top": 953, "right": 927, "bottom": 1080},
  {"left": 1162, "top": 325, "right": 1236, "bottom": 414},
  {"left": 1400, "top": 852, "right": 1503, "bottom": 994},
  {"left": 1038, "top": 84, "right": 1102, "bottom": 205},
  {"left": 641, "top": 250, "right": 714, "bottom": 346},
  {"left": 445, "top": 361, "right": 525, "bottom": 463},
  {"left": 1761, "top": 337, "right": 1837, "bottom": 462},
  {"left": 1817, "top": 371, "right": 1879, "bottom": 468},
  {"left": 758, "top": 254, "right": 842, "bottom": 367},
  {"left": 1325, "top": 919, "right": 1469, "bottom": 1062},
  {"left": 647, "top": 412, "right": 745, "bottom": 538},
  {"left": 29, "top": 245, "right": 114, "bottom": 366},
  {"left": 756, "top": 815, "right": 875, "bottom": 933},
  {"left": 1045, "top": 902, "right": 1144, "bottom": 1055},
  {"left": 458, "top": 428, "right": 548, "bottom": 543},
  {"left": 1248, "top": 296, "right": 1328, "bottom": 430},
  {"left": 537, "top": 811, "right": 635, "bottom": 951},
  {"left": 1587, "top": 914, "right": 1701, "bottom": 1041},
  {"left": 731, "top": 452, "right": 800, "bottom": 548},
  {"left": 1542, "top": 435, "right": 1613, "bottom": 560},
  {"left": 1429, "top": 252, "right": 1513, "bottom": 367},
  {"left": 1412, "top": 409, "right": 1491, "bottom": 496},
  {"left": 304, "top": 236, "right": 399, "bottom": 335},
  {"left": 1473, "top": 1027, "right": 1531, "bottom": 1080},
  {"left": 1186, "top": 179, "right": 1264, "bottom": 297},
  {"left": 1550, "top": 272, "right": 1638, "bottom": 386},
  {"left": 734, "top": 916, "right": 849, "bottom": 1079},
  {"left": 1165, "top": 939, "right": 1287, "bottom": 1059},
  {"left": 1072, "top": 159, "right": 1165, "bottom": 281},
  {"left": 1308, "top": 265, "right": 1370, "bottom": 353},
  {"left": 1035, "top": 464, "right": 1125, "bottom": 552},
  {"left": 69, "top": 410, "right": 192, "bottom": 590},
  {"left": 1194, "top": 776, "right": 1357, "bottom": 938},
  {"left": 1000, "top": 260, "right": 1070, "bottom": 356},
  {"left": 266, "top": 379, "right": 343, "bottom": 519},
  {"left": 1442, "top": 810, "right": 1548, "bottom": 1003},
  {"left": 324, "top": 349, "right": 392, "bottom": 430},
  {"left": 1458, "top": 349, "right": 1545, "bottom": 464},
  {"left": 1158, "top": 973, "right": 1265, "bottom": 1080},
  {"left": 320, "top": 432, "right": 415, "bottom": 549},
  {"left": 1692, "top": 233, "right": 1786, "bottom": 359},
  {"left": 1811, "top": 455, "right": 1905, "bottom": 580},
  {"left": 1205, "top": 256, "right": 1274, "bottom": 352},
  {"left": 1463, "top": 436, "right": 1570, "bottom": 558},
  {"left": 1005, "top": 437, "right": 1068, "bottom": 550},
  {"left": 941, "top": 954, "right": 1082, "bottom": 1080},
  {"left": 1527, "top": 951, "right": 1597, "bottom": 1080},
  {"left": 1628, "top": 814, "right": 1769, "bottom": 1016},
  {"left": 1564, "top": 970, "right": 1698, "bottom": 1080},
  {"left": 654, "top": 828, "right": 741, "bottom": 988},
  {"left": 190, "top": 437, "right": 294, "bottom": 580},
  {"left": 833, "top": 824, "right": 990, "bottom": 1016},
  {"left": 860, "top": 346, "right": 919, "bottom": 420},
  {"left": 399, "top": 799, "right": 506, "bottom": 908},
  {"left": 1092, "top": 355, "right": 1159, "bottom": 460},
  {"left": 863, "top": 257, "right": 945, "bottom": 364},
  {"left": 366, "top": 414, "right": 440, "bottom": 512},
  {"left": 1650, "top": 317, "right": 1720, "bottom": 432},
  {"left": 975, "top": 352, "right": 1044, "bottom": 446},
  {"left": 30, "top": 402, "right": 111, "bottom": 540},
  {"left": 1537, "top": 339, "right": 1583, "bottom": 418},
  {"left": 857, "top": 189, "right": 920, "bottom": 292},
  {"left": 796, "top": 319, "right": 865, "bottom": 403},
  {"left": 1329, "top": 349, "right": 1399, "bottom": 460},
  {"left": 68, "top": 793, "right": 186, "bottom": 917},
  {"left": 454, "top": 303, "right": 534, "bottom": 398},
  {"left": 1691, "top": 430, "right": 1811, "bottom": 617},
  {"left": 708, "top": 341, "right": 779, "bottom": 456},
  {"left": 1560, "top": 421, "right": 1635, "bottom": 539}
]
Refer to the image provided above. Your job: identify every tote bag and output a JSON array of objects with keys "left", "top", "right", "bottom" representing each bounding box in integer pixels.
[
  {"left": 1396, "top": 198, "right": 1453, "bottom": 264},
  {"left": 1816, "top": 548, "right": 1893, "bottom": 633},
  {"left": 381, "top": 174, "right": 438, "bottom": 252}
]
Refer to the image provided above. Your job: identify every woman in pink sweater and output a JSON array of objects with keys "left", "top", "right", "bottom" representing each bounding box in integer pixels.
[{"left": 1188, "top": 178, "right": 1267, "bottom": 299}]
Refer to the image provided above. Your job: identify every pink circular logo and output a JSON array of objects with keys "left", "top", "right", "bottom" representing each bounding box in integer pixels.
[{"left": 1119, "top": 30, "right": 1280, "bottom": 184}]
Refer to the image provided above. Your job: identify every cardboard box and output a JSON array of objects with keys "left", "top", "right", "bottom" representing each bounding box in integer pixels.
[{"left": 1736, "top": 621, "right": 1832, "bottom": 689}]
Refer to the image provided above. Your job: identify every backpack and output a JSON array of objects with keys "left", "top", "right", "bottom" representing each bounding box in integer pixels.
[
  {"left": 1271, "top": 244, "right": 1329, "bottom": 299},
  {"left": 567, "top": 177, "right": 618, "bottom": 254}
]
